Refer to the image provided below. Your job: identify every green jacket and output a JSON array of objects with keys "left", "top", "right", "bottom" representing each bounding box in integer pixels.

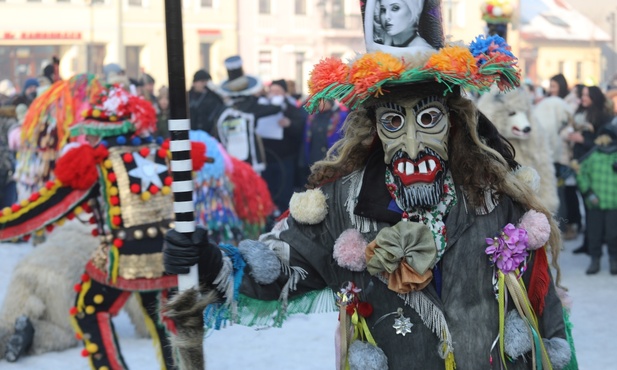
[{"left": 577, "top": 145, "right": 617, "bottom": 210}]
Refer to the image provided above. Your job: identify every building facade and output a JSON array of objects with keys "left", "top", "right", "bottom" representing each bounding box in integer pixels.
[{"left": 0, "top": 0, "right": 238, "bottom": 92}]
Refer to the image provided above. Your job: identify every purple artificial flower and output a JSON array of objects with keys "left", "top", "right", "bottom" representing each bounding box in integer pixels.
[{"left": 485, "top": 223, "right": 529, "bottom": 274}]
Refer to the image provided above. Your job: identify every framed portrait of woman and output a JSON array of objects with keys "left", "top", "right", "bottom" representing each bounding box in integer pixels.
[{"left": 363, "top": 0, "right": 438, "bottom": 57}]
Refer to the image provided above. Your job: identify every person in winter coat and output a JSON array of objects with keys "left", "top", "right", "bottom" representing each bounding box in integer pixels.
[
  {"left": 188, "top": 69, "right": 226, "bottom": 137},
  {"left": 576, "top": 123, "right": 617, "bottom": 275}
]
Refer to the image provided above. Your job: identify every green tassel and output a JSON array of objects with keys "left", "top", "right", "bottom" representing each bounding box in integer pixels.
[
  {"left": 234, "top": 288, "right": 337, "bottom": 328},
  {"left": 562, "top": 308, "right": 579, "bottom": 370}
]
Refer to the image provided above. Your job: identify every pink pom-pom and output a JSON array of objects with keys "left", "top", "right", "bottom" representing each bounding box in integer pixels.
[
  {"left": 518, "top": 210, "right": 550, "bottom": 250},
  {"left": 333, "top": 229, "right": 368, "bottom": 271}
]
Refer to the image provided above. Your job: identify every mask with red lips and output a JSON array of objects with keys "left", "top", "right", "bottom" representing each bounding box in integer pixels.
[{"left": 374, "top": 95, "right": 449, "bottom": 210}]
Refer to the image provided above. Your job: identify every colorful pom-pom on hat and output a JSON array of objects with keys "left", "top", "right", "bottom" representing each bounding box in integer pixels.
[
  {"left": 305, "top": 0, "right": 520, "bottom": 113},
  {"left": 70, "top": 84, "right": 157, "bottom": 138}
]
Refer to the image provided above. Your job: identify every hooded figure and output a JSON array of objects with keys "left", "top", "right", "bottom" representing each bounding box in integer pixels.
[{"left": 162, "top": 1, "right": 574, "bottom": 369}]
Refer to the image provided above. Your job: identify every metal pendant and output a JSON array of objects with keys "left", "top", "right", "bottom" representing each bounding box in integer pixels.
[{"left": 392, "top": 309, "right": 413, "bottom": 336}]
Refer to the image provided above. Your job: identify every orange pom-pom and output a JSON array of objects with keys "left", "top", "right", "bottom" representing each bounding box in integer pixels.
[
  {"left": 349, "top": 52, "right": 405, "bottom": 95},
  {"left": 308, "top": 57, "right": 351, "bottom": 94},
  {"left": 425, "top": 46, "right": 478, "bottom": 76}
]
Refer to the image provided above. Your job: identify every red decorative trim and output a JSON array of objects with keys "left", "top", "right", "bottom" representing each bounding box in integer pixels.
[
  {"left": 0, "top": 188, "right": 92, "bottom": 241},
  {"left": 86, "top": 261, "right": 178, "bottom": 291},
  {"left": 96, "top": 312, "right": 125, "bottom": 370},
  {"left": 528, "top": 247, "right": 550, "bottom": 316}
]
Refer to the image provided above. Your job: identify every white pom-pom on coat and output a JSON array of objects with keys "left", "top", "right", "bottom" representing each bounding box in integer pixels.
[{"left": 289, "top": 188, "right": 328, "bottom": 225}]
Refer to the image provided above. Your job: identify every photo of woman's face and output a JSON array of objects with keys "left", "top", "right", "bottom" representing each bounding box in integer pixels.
[{"left": 380, "top": 1, "right": 412, "bottom": 37}]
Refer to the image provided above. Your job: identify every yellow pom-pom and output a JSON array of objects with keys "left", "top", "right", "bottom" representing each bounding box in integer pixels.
[
  {"left": 39, "top": 188, "right": 49, "bottom": 197},
  {"left": 2, "top": 207, "right": 12, "bottom": 216},
  {"left": 103, "top": 160, "right": 113, "bottom": 169},
  {"left": 86, "top": 342, "right": 98, "bottom": 353},
  {"left": 141, "top": 191, "right": 151, "bottom": 201},
  {"left": 35, "top": 229, "right": 45, "bottom": 236},
  {"left": 20, "top": 199, "right": 29, "bottom": 207},
  {"left": 92, "top": 109, "right": 101, "bottom": 118},
  {"left": 99, "top": 367, "right": 109, "bottom": 370},
  {"left": 110, "top": 116, "right": 117, "bottom": 122},
  {"left": 161, "top": 186, "right": 171, "bottom": 195},
  {"left": 56, "top": 218, "right": 66, "bottom": 226},
  {"left": 74, "top": 206, "right": 83, "bottom": 215},
  {"left": 110, "top": 206, "right": 121, "bottom": 216},
  {"left": 108, "top": 187, "right": 119, "bottom": 196},
  {"left": 85, "top": 305, "right": 96, "bottom": 315},
  {"left": 93, "top": 294, "right": 104, "bottom": 304}
]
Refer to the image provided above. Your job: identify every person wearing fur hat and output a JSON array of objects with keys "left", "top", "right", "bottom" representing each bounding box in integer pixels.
[
  {"left": 162, "top": 1, "right": 574, "bottom": 369},
  {"left": 0, "top": 84, "right": 210, "bottom": 369},
  {"left": 11, "top": 78, "right": 39, "bottom": 107}
]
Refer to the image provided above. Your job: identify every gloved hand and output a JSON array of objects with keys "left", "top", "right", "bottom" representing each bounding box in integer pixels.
[{"left": 163, "top": 227, "right": 222, "bottom": 285}]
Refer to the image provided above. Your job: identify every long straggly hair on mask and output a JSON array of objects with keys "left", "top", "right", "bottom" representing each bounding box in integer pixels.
[{"left": 308, "top": 86, "right": 563, "bottom": 286}]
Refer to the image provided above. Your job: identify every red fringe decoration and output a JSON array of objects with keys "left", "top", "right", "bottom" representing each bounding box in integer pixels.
[
  {"left": 528, "top": 247, "right": 550, "bottom": 316},
  {"left": 55, "top": 145, "right": 100, "bottom": 190},
  {"left": 229, "top": 157, "right": 275, "bottom": 225},
  {"left": 191, "top": 141, "right": 207, "bottom": 171}
]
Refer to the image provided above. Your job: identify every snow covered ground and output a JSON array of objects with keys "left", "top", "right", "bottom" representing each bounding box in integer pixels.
[{"left": 0, "top": 234, "right": 615, "bottom": 369}]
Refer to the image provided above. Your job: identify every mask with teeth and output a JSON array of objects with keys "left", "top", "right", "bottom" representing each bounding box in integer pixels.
[{"left": 374, "top": 95, "right": 450, "bottom": 210}]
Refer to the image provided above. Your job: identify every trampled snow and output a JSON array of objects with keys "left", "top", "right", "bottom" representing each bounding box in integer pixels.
[{"left": 0, "top": 234, "right": 615, "bottom": 369}]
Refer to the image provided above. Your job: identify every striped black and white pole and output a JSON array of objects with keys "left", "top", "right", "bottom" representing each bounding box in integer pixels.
[{"left": 164, "top": 0, "right": 198, "bottom": 291}]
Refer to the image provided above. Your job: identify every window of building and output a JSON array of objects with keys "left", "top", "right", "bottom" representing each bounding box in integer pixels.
[
  {"left": 259, "top": 0, "right": 271, "bottom": 14},
  {"left": 542, "top": 15, "right": 569, "bottom": 28},
  {"left": 91, "top": 0, "right": 105, "bottom": 4},
  {"left": 200, "top": 43, "right": 212, "bottom": 73},
  {"left": 201, "top": 0, "right": 213, "bottom": 7},
  {"left": 258, "top": 50, "right": 272, "bottom": 82},
  {"left": 576, "top": 61, "right": 582, "bottom": 80},
  {"left": 295, "top": 52, "right": 305, "bottom": 96},
  {"left": 558, "top": 61, "right": 565, "bottom": 74},
  {"left": 295, "top": 0, "right": 306, "bottom": 15},
  {"left": 125, "top": 46, "right": 142, "bottom": 79},
  {"left": 128, "top": 0, "right": 142, "bottom": 6},
  {"left": 87, "top": 44, "right": 106, "bottom": 78},
  {"left": 330, "top": 0, "right": 345, "bottom": 29},
  {"left": 57, "top": 0, "right": 71, "bottom": 3},
  {"left": 27, "top": 0, "right": 42, "bottom": 2}
]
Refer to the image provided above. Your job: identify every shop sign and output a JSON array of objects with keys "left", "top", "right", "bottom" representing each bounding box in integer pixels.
[{"left": 2, "top": 31, "right": 82, "bottom": 40}]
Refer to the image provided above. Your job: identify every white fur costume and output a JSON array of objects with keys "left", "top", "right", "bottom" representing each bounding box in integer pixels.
[
  {"left": 477, "top": 87, "right": 560, "bottom": 213},
  {"left": 0, "top": 220, "right": 148, "bottom": 359}
]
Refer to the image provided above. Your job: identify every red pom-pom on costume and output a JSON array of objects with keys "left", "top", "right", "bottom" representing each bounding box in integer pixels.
[
  {"left": 164, "top": 176, "right": 173, "bottom": 186},
  {"left": 55, "top": 145, "right": 100, "bottom": 190},
  {"left": 130, "top": 184, "right": 141, "bottom": 194},
  {"left": 67, "top": 213, "right": 75, "bottom": 220},
  {"left": 229, "top": 157, "right": 275, "bottom": 225},
  {"left": 74, "top": 283, "right": 82, "bottom": 293},
  {"left": 161, "top": 139, "right": 170, "bottom": 150},
  {"left": 157, "top": 149, "right": 167, "bottom": 158},
  {"left": 46, "top": 224, "right": 54, "bottom": 232},
  {"left": 75, "top": 332, "right": 83, "bottom": 340},
  {"left": 81, "top": 203, "right": 92, "bottom": 213},
  {"left": 113, "top": 239, "right": 124, "bottom": 248},
  {"left": 45, "top": 181, "right": 55, "bottom": 190},
  {"left": 93, "top": 145, "right": 109, "bottom": 164},
  {"left": 110, "top": 196, "right": 120, "bottom": 205},
  {"left": 11, "top": 204, "right": 21, "bottom": 213},
  {"left": 108, "top": 172, "right": 117, "bottom": 182},
  {"left": 81, "top": 349, "right": 90, "bottom": 357},
  {"left": 190, "top": 141, "right": 207, "bottom": 171},
  {"left": 22, "top": 234, "right": 31, "bottom": 242},
  {"left": 91, "top": 228, "right": 99, "bottom": 236},
  {"left": 69, "top": 307, "right": 78, "bottom": 316},
  {"left": 29, "top": 193, "right": 40, "bottom": 202},
  {"left": 81, "top": 273, "right": 90, "bottom": 282},
  {"left": 357, "top": 302, "right": 374, "bottom": 318},
  {"left": 123, "top": 153, "right": 133, "bottom": 163},
  {"left": 139, "top": 147, "right": 150, "bottom": 158},
  {"left": 112, "top": 216, "right": 122, "bottom": 226},
  {"left": 149, "top": 185, "right": 159, "bottom": 195}
]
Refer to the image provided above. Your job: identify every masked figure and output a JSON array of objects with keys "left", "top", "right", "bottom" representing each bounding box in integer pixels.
[{"left": 162, "top": 1, "right": 575, "bottom": 369}]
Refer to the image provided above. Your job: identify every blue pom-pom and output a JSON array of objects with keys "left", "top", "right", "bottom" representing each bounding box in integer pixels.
[
  {"left": 144, "top": 135, "right": 154, "bottom": 143},
  {"left": 156, "top": 136, "right": 164, "bottom": 145},
  {"left": 100, "top": 140, "right": 108, "bottom": 148},
  {"left": 469, "top": 34, "right": 515, "bottom": 64},
  {"left": 116, "top": 136, "right": 127, "bottom": 145},
  {"left": 131, "top": 136, "right": 142, "bottom": 146}
]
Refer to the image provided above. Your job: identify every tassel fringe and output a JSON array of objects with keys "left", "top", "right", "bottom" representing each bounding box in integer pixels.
[{"left": 343, "top": 170, "right": 377, "bottom": 233}]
